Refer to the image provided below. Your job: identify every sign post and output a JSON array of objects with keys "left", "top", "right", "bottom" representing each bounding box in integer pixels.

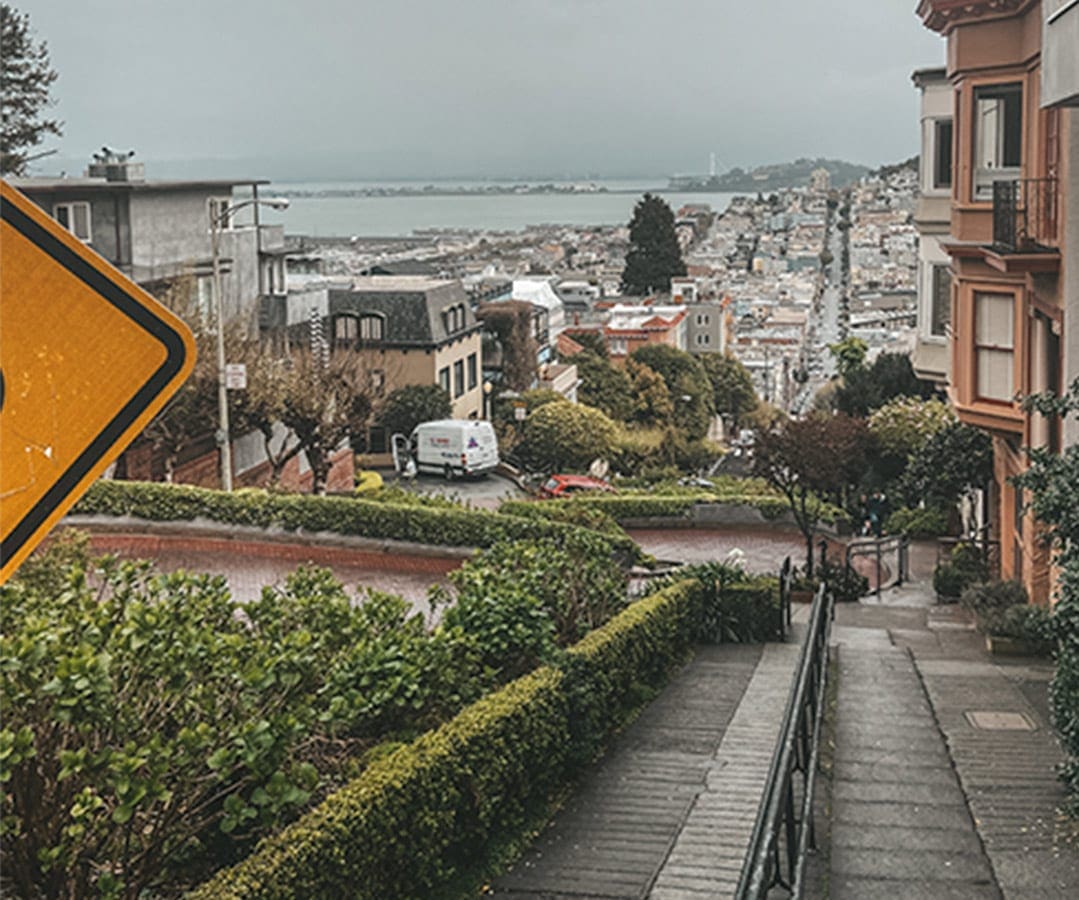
[{"left": 0, "top": 181, "right": 196, "bottom": 582}]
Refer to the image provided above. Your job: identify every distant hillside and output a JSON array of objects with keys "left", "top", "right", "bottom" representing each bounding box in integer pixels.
[
  {"left": 669, "top": 157, "right": 871, "bottom": 192},
  {"left": 872, "top": 155, "right": 919, "bottom": 179}
]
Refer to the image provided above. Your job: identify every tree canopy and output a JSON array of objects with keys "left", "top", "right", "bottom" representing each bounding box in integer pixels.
[
  {"left": 620, "top": 193, "right": 686, "bottom": 295},
  {"left": 834, "top": 352, "right": 934, "bottom": 417},
  {"left": 377, "top": 384, "right": 452, "bottom": 439},
  {"left": 630, "top": 344, "right": 713, "bottom": 439},
  {"left": 574, "top": 351, "right": 634, "bottom": 422},
  {"left": 700, "top": 353, "right": 758, "bottom": 428},
  {"left": 518, "top": 402, "right": 618, "bottom": 473},
  {"left": 0, "top": 5, "right": 62, "bottom": 175},
  {"left": 753, "top": 413, "right": 872, "bottom": 574}
]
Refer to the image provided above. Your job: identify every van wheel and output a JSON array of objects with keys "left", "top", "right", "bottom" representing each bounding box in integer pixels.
[{"left": 444, "top": 465, "right": 455, "bottom": 481}]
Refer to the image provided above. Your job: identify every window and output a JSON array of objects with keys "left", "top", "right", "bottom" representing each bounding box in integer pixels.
[
  {"left": 696, "top": 333, "right": 711, "bottom": 345},
  {"left": 208, "top": 196, "right": 233, "bottom": 230},
  {"left": 929, "top": 264, "right": 951, "bottom": 338},
  {"left": 973, "top": 83, "right": 1022, "bottom": 199},
  {"left": 359, "top": 314, "right": 384, "bottom": 342},
  {"left": 608, "top": 337, "right": 628, "bottom": 356},
  {"left": 974, "top": 291, "right": 1014, "bottom": 401},
  {"left": 696, "top": 313, "right": 710, "bottom": 325},
  {"left": 370, "top": 369, "right": 385, "bottom": 397},
  {"left": 933, "top": 119, "right": 953, "bottom": 189},
  {"left": 467, "top": 352, "right": 478, "bottom": 390},
  {"left": 443, "top": 303, "right": 467, "bottom": 334},
  {"left": 196, "top": 275, "right": 214, "bottom": 325},
  {"left": 453, "top": 359, "right": 465, "bottom": 398},
  {"left": 334, "top": 315, "right": 358, "bottom": 350},
  {"left": 54, "top": 202, "right": 91, "bottom": 241},
  {"left": 438, "top": 366, "right": 450, "bottom": 394}
]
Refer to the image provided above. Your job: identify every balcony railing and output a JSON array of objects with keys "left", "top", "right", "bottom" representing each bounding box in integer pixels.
[{"left": 992, "top": 178, "right": 1059, "bottom": 252}]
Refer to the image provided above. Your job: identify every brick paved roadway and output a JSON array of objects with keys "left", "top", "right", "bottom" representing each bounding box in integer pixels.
[{"left": 626, "top": 528, "right": 805, "bottom": 572}]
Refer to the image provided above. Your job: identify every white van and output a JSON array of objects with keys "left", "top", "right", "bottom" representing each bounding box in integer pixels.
[{"left": 409, "top": 420, "right": 500, "bottom": 479}]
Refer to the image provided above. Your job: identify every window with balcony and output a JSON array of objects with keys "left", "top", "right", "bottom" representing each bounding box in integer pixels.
[
  {"left": 929, "top": 264, "right": 951, "bottom": 338},
  {"left": 54, "top": 202, "right": 91, "bottom": 241},
  {"left": 973, "top": 83, "right": 1022, "bottom": 200},
  {"left": 933, "top": 119, "right": 953, "bottom": 190},
  {"left": 974, "top": 291, "right": 1015, "bottom": 402}
]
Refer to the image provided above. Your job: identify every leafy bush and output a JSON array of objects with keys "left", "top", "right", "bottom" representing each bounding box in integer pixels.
[
  {"left": 820, "top": 559, "right": 870, "bottom": 602},
  {"left": 517, "top": 402, "right": 619, "bottom": 473},
  {"left": 933, "top": 542, "right": 990, "bottom": 600},
  {"left": 960, "top": 579, "right": 1029, "bottom": 635},
  {"left": 72, "top": 480, "right": 639, "bottom": 559},
  {"left": 992, "top": 605, "right": 1054, "bottom": 649},
  {"left": 189, "top": 568, "right": 781, "bottom": 898},
  {"left": 498, "top": 500, "right": 629, "bottom": 541},
  {"left": 885, "top": 505, "right": 950, "bottom": 538}
]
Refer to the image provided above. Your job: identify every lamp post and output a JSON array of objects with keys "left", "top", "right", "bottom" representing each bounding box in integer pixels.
[
  {"left": 209, "top": 195, "right": 289, "bottom": 491},
  {"left": 482, "top": 380, "right": 492, "bottom": 420}
]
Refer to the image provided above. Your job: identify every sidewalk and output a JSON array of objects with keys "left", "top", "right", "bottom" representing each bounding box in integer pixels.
[{"left": 828, "top": 581, "right": 1079, "bottom": 899}]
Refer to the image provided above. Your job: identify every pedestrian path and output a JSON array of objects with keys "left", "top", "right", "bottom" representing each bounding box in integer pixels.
[
  {"left": 649, "top": 640, "right": 802, "bottom": 898},
  {"left": 493, "top": 642, "right": 782, "bottom": 899},
  {"left": 829, "top": 624, "right": 1000, "bottom": 899}
]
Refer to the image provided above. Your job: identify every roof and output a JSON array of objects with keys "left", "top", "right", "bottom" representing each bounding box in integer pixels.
[
  {"left": 8, "top": 176, "right": 269, "bottom": 194},
  {"left": 556, "top": 332, "right": 587, "bottom": 357},
  {"left": 512, "top": 279, "right": 564, "bottom": 312},
  {"left": 329, "top": 276, "right": 478, "bottom": 346}
]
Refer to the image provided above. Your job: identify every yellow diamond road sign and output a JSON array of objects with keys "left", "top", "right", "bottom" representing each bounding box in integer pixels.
[{"left": 0, "top": 180, "right": 196, "bottom": 582}]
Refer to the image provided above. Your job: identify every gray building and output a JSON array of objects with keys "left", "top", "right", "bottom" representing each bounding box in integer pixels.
[{"left": 10, "top": 152, "right": 285, "bottom": 329}]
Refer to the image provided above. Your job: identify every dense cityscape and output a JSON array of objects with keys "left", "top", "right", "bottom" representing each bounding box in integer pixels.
[{"left": 2, "top": 2, "right": 1078, "bottom": 899}]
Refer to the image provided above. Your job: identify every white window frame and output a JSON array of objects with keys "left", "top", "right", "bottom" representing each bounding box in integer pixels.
[
  {"left": 359, "top": 314, "right": 385, "bottom": 342},
  {"left": 54, "top": 201, "right": 92, "bottom": 241},
  {"left": 974, "top": 291, "right": 1017, "bottom": 403},
  {"left": 208, "top": 196, "right": 234, "bottom": 230}
]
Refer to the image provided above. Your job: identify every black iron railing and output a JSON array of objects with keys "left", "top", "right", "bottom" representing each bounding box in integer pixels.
[
  {"left": 735, "top": 581, "right": 835, "bottom": 899},
  {"left": 938, "top": 535, "right": 1001, "bottom": 581},
  {"left": 777, "top": 556, "right": 793, "bottom": 642},
  {"left": 845, "top": 534, "right": 910, "bottom": 599},
  {"left": 992, "top": 178, "right": 1059, "bottom": 252}
]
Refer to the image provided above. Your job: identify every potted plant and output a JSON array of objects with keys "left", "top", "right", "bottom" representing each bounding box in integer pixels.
[{"left": 960, "top": 579, "right": 1054, "bottom": 656}]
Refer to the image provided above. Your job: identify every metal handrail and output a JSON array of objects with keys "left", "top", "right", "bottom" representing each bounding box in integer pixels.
[
  {"left": 735, "top": 581, "right": 835, "bottom": 899},
  {"left": 845, "top": 534, "right": 910, "bottom": 598},
  {"left": 777, "top": 556, "right": 793, "bottom": 642}
]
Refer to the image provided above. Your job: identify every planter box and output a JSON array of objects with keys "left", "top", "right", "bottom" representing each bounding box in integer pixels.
[
  {"left": 791, "top": 589, "right": 815, "bottom": 604},
  {"left": 985, "top": 634, "right": 1050, "bottom": 657}
]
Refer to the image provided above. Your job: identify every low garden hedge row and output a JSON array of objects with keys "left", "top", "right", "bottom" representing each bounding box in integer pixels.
[
  {"left": 72, "top": 481, "right": 639, "bottom": 558},
  {"left": 189, "top": 574, "right": 778, "bottom": 898},
  {"left": 513, "top": 494, "right": 793, "bottom": 522}
]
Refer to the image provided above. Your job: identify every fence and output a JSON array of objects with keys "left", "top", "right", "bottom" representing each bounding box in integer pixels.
[
  {"left": 735, "top": 580, "right": 835, "bottom": 899},
  {"left": 845, "top": 534, "right": 910, "bottom": 598}
]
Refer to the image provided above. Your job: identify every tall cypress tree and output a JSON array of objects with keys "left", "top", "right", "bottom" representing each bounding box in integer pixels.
[
  {"left": 620, "top": 193, "right": 686, "bottom": 295},
  {"left": 0, "top": 4, "right": 62, "bottom": 175}
]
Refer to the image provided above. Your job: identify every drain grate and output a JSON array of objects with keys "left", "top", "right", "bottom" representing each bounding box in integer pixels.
[{"left": 964, "top": 710, "right": 1036, "bottom": 731}]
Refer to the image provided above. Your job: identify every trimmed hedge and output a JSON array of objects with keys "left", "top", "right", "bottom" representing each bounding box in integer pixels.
[
  {"left": 72, "top": 480, "right": 639, "bottom": 558},
  {"left": 189, "top": 575, "right": 777, "bottom": 898},
  {"left": 187, "top": 668, "right": 569, "bottom": 899},
  {"left": 512, "top": 494, "right": 794, "bottom": 523}
]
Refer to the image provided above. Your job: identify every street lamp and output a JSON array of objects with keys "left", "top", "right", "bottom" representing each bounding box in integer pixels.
[{"left": 210, "top": 195, "right": 289, "bottom": 491}]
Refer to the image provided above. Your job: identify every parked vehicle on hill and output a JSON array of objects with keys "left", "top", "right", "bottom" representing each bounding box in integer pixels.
[
  {"left": 407, "top": 419, "right": 500, "bottom": 480},
  {"left": 539, "top": 474, "right": 615, "bottom": 499}
]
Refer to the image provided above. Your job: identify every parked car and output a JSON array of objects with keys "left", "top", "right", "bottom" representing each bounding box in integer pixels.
[{"left": 539, "top": 474, "right": 615, "bottom": 499}]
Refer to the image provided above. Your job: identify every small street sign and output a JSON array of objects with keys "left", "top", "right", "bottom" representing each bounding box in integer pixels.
[
  {"left": 514, "top": 406, "right": 527, "bottom": 421},
  {"left": 225, "top": 363, "right": 247, "bottom": 390},
  {"left": 0, "top": 181, "right": 196, "bottom": 582}
]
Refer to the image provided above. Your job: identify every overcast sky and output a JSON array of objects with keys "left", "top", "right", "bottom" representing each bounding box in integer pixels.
[{"left": 19, "top": 0, "right": 944, "bottom": 181}]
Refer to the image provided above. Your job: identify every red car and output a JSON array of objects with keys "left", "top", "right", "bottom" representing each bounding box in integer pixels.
[{"left": 539, "top": 474, "right": 615, "bottom": 499}]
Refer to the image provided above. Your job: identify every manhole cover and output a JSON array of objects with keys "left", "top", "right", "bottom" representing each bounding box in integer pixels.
[{"left": 964, "top": 710, "right": 1035, "bottom": 731}]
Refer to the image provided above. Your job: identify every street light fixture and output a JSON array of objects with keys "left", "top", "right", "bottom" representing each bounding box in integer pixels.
[{"left": 209, "top": 195, "right": 289, "bottom": 491}]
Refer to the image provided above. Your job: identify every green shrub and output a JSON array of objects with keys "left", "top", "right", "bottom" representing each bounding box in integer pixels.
[
  {"left": 991, "top": 604, "right": 1054, "bottom": 650},
  {"left": 933, "top": 542, "right": 990, "bottom": 599},
  {"left": 188, "top": 668, "right": 570, "bottom": 900},
  {"left": 1050, "top": 583, "right": 1079, "bottom": 812},
  {"left": 72, "top": 480, "right": 639, "bottom": 558},
  {"left": 188, "top": 572, "right": 781, "bottom": 897},
  {"left": 886, "top": 505, "right": 950, "bottom": 538},
  {"left": 961, "top": 579, "right": 1029, "bottom": 635},
  {"left": 819, "top": 559, "right": 870, "bottom": 603},
  {"left": 498, "top": 500, "right": 628, "bottom": 541}
]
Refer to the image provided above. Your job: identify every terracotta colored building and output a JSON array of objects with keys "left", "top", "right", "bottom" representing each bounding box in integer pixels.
[{"left": 918, "top": 0, "right": 1079, "bottom": 604}]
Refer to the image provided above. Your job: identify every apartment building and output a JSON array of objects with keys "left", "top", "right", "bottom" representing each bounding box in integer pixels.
[
  {"left": 918, "top": 0, "right": 1078, "bottom": 604},
  {"left": 911, "top": 66, "right": 955, "bottom": 387},
  {"left": 9, "top": 151, "right": 285, "bottom": 329}
]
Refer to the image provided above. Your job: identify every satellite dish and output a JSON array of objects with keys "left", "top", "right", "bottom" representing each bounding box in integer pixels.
[{"left": 589, "top": 458, "right": 609, "bottom": 479}]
